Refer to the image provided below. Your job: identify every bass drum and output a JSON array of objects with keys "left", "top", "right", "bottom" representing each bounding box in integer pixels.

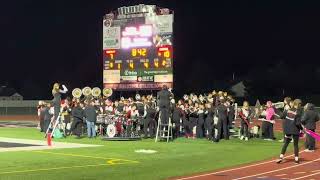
[{"left": 106, "top": 124, "right": 117, "bottom": 138}]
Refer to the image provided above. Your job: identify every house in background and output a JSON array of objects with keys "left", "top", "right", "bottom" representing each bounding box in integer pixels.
[{"left": 0, "top": 86, "right": 23, "bottom": 101}]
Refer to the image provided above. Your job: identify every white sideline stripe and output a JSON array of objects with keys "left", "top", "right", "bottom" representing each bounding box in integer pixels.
[
  {"left": 293, "top": 172, "right": 306, "bottom": 174},
  {"left": 275, "top": 174, "right": 287, "bottom": 177},
  {"left": 257, "top": 176, "right": 268, "bottom": 179},
  {"left": 291, "top": 172, "right": 320, "bottom": 180},
  {"left": 311, "top": 170, "right": 320, "bottom": 173},
  {"left": 175, "top": 151, "right": 305, "bottom": 180},
  {"left": 232, "top": 158, "right": 320, "bottom": 180}
]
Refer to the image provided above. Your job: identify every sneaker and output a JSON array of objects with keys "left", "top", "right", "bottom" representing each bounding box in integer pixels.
[
  {"left": 240, "top": 136, "right": 244, "bottom": 140},
  {"left": 304, "top": 149, "right": 314, "bottom": 152},
  {"left": 245, "top": 137, "right": 249, "bottom": 141},
  {"left": 276, "top": 158, "right": 283, "bottom": 164}
]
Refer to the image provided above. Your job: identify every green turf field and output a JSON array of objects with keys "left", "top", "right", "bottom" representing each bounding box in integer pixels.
[{"left": 0, "top": 128, "right": 291, "bottom": 180}]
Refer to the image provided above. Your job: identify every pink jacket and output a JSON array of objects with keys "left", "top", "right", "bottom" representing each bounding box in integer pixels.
[{"left": 266, "top": 107, "right": 275, "bottom": 120}]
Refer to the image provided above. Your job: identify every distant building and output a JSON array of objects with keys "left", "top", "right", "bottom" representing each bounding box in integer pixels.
[{"left": 0, "top": 86, "right": 23, "bottom": 101}]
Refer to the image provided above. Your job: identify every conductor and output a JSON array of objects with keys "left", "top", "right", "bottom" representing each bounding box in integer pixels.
[{"left": 157, "top": 85, "right": 172, "bottom": 125}]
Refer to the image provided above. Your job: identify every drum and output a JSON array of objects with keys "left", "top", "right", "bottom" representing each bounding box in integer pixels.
[
  {"left": 96, "top": 115, "right": 105, "bottom": 124},
  {"left": 106, "top": 124, "right": 117, "bottom": 137},
  {"left": 105, "top": 115, "right": 114, "bottom": 124}
]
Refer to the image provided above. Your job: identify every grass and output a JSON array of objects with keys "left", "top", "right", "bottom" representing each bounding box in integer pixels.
[{"left": 0, "top": 127, "right": 292, "bottom": 180}]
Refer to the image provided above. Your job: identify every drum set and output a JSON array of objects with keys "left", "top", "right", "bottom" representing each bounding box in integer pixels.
[{"left": 96, "top": 113, "right": 143, "bottom": 138}]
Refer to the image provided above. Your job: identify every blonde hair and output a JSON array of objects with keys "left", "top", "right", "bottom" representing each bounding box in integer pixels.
[
  {"left": 293, "top": 99, "right": 302, "bottom": 109},
  {"left": 52, "top": 83, "right": 60, "bottom": 94}
]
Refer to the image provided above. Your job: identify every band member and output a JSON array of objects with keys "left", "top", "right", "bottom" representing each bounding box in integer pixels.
[
  {"left": 239, "top": 101, "right": 251, "bottom": 141},
  {"left": 61, "top": 99, "right": 72, "bottom": 135},
  {"left": 84, "top": 100, "right": 97, "bottom": 138},
  {"left": 157, "top": 85, "right": 172, "bottom": 124},
  {"left": 144, "top": 100, "right": 157, "bottom": 138},
  {"left": 261, "top": 101, "right": 276, "bottom": 140},
  {"left": 38, "top": 101, "right": 46, "bottom": 132},
  {"left": 204, "top": 103, "right": 214, "bottom": 140},
  {"left": 276, "top": 99, "right": 303, "bottom": 164},
  {"left": 189, "top": 103, "right": 199, "bottom": 139},
  {"left": 104, "top": 100, "right": 114, "bottom": 114},
  {"left": 196, "top": 104, "right": 205, "bottom": 138},
  {"left": 126, "top": 104, "right": 139, "bottom": 135},
  {"left": 228, "top": 98, "right": 235, "bottom": 129},
  {"left": 70, "top": 102, "right": 85, "bottom": 138},
  {"left": 43, "top": 103, "right": 53, "bottom": 133},
  {"left": 301, "top": 103, "right": 319, "bottom": 152},
  {"left": 215, "top": 98, "right": 229, "bottom": 142},
  {"left": 52, "top": 83, "right": 68, "bottom": 121}
]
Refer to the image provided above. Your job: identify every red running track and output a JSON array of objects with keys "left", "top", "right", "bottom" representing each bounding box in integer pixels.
[{"left": 171, "top": 119, "right": 320, "bottom": 180}]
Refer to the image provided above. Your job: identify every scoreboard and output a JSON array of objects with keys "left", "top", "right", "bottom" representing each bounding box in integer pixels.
[{"left": 103, "top": 4, "right": 173, "bottom": 90}]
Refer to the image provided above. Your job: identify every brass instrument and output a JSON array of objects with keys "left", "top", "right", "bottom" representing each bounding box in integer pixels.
[
  {"left": 92, "top": 87, "right": 101, "bottom": 98},
  {"left": 82, "top": 87, "right": 92, "bottom": 97},
  {"left": 103, "top": 88, "right": 113, "bottom": 97},
  {"left": 72, "top": 88, "right": 82, "bottom": 98}
]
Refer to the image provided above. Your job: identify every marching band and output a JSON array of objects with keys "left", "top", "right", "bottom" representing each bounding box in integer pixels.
[{"left": 40, "top": 82, "right": 320, "bottom": 163}]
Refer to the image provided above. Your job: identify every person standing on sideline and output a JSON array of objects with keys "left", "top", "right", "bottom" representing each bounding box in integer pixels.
[
  {"left": 84, "top": 101, "right": 97, "bottom": 138},
  {"left": 239, "top": 101, "right": 252, "bottom": 141},
  {"left": 301, "top": 103, "right": 319, "bottom": 152},
  {"left": 276, "top": 99, "right": 303, "bottom": 164}
]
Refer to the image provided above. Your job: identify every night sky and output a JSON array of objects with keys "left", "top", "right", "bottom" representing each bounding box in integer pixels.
[{"left": 2, "top": 0, "right": 320, "bottom": 102}]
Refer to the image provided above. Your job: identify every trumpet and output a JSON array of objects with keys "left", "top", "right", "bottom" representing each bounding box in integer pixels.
[{"left": 273, "top": 102, "right": 285, "bottom": 109}]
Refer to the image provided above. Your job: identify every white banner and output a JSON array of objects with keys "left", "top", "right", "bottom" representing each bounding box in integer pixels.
[
  {"left": 154, "top": 74, "right": 173, "bottom": 83},
  {"left": 103, "top": 70, "right": 121, "bottom": 83},
  {"left": 146, "top": 15, "right": 173, "bottom": 34},
  {"left": 103, "top": 25, "right": 121, "bottom": 49},
  {"left": 121, "top": 76, "right": 137, "bottom": 81}
]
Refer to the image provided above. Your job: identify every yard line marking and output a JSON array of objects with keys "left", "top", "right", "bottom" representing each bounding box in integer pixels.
[
  {"left": 294, "top": 172, "right": 306, "bottom": 175},
  {"left": 231, "top": 158, "right": 320, "bottom": 180},
  {"left": 33, "top": 150, "right": 139, "bottom": 163},
  {"left": 0, "top": 163, "right": 131, "bottom": 175},
  {"left": 291, "top": 171, "right": 320, "bottom": 180},
  {"left": 311, "top": 170, "right": 320, "bottom": 173},
  {"left": 275, "top": 174, "right": 287, "bottom": 177},
  {"left": 175, "top": 150, "right": 306, "bottom": 180}
]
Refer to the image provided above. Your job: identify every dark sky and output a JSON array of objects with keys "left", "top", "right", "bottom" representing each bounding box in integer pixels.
[{"left": 1, "top": 0, "right": 320, "bottom": 100}]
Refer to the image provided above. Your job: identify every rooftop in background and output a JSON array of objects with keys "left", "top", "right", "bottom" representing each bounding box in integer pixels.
[{"left": 0, "top": 86, "right": 23, "bottom": 100}]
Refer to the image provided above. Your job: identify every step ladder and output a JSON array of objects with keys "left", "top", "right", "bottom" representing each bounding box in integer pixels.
[
  {"left": 155, "top": 111, "right": 173, "bottom": 142},
  {"left": 45, "top": 113, "right": 61, "bottom": 138}
]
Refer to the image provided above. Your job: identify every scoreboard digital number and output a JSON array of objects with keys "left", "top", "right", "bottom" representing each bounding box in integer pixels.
[{"left": 131, "top": 48, "right": 147, "bottom": 57}]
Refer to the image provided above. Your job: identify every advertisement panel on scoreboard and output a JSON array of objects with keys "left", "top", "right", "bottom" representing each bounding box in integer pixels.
[{"left": 103, "top": 5, "right": 173, "bottom": 90}]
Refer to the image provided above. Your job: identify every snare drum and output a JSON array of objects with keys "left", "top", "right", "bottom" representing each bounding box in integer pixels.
[{"left": 106, "top": 124, "right": 117, "bottom": 137}]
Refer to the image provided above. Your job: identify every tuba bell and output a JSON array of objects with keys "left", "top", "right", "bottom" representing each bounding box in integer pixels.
[
  {"left": 103, "top": 88, "right": 113, "bottom": 97},
  {"left": 82, "top": 87, "right": 92, "bottom": 97},
  {"left": 72, "top": 88, "right": 82, "bottom": 98},
  {"left": 92, "top": 87, "right": 101, "bottom": 98}
]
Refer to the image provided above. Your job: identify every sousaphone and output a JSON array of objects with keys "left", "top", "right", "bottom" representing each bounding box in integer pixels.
[
  {"left": 72, "top": 88, "right": 82, "bottom": 98},
  {"left": 103, "top": 88, "right": 113, "bottom": 97},
  {"left": 92, "top": 87, "right": 101, "bottom": 98},
  {"left": 82, "top": 87, "right": 92, "bottom": 97}
]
